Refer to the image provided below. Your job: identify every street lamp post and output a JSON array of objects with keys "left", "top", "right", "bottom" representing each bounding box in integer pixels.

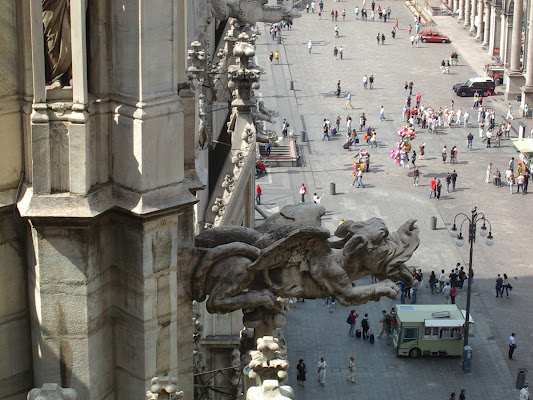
[{"left": 449, "top": 206, "right": 494, "bottom": 373}]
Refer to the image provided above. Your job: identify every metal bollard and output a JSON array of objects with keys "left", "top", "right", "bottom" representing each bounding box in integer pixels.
[
  {"left": 277, "top": 36, "right": 282, "bottom": 45},
  {"left": 330, "top": 183, "right": 336, "bottom": 195},
  {"left": 301, "top": 131, "right": 306, "bottom": 142},
  {"left": 290, "top": 81, "right": 294, "bottom": 90},
  {"left": 516, "top": 370, "right": 527, "bottom": 389},
  {"left": 430, "top": 217, "right": 437, "bottom": 230}
]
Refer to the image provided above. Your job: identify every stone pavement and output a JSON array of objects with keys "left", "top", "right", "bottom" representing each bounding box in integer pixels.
[{"left": 255, "top": 1, "right": 532, "bottom": 398}]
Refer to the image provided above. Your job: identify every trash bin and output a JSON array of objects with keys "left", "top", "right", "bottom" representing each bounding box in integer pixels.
[
  {"left": 301, "top": 131, "right": 306, "bottom": 142},
  {"left": 516, "top": 370, "right": 527, "bottom": 389},
  {"left": 430, "top": 217, "right": 437, "bottom": 230},
  {"left": 330, "top": 183, "right": 336, "bottom": 195}
]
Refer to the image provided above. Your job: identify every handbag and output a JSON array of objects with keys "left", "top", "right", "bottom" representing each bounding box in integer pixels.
[{"left": 355, "top": 138, "right": 360, "bottom": 144}]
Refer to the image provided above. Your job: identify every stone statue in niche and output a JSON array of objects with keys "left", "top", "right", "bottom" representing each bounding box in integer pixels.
[
  {"left": 192, "top": 204, "right": 419, "bottom": 337},
  {"left": 42, "top": 0, "right": 73, "bottom": 86}
]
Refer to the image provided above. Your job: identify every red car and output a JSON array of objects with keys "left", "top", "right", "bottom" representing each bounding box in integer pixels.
[{"left": 421, "top": 30, "right": 451, "bottom": 43}]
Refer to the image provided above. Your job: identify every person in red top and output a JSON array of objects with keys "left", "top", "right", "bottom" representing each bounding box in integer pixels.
[
  {"left": 299, "top": 183, "right": 307, "bottom": 202},
  {"left": 256, "top": 184, "right": 262, "bottom": 205},
  {"left": 347, "top": 310, "right": 359, "bottom": 337},
  {"left": 430, "top": 177, "right": 437, "bottom": 198}
]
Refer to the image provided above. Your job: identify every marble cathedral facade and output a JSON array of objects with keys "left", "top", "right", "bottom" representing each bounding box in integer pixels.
[{"left": 0, "top": 0, "right": 264, "bottom": 399}]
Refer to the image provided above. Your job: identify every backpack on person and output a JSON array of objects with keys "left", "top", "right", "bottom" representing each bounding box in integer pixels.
[
  {"left": 361, "top": 319, "right": 369, "bottom": 329},
  {"left": 347, "top": 315, "right": 352, "bottom": 324}
]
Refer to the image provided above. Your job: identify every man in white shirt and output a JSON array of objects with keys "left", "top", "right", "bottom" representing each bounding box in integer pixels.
[
  {"left": 509, "top": 333, "right": 516, "bottom": 359},
  {"left": 442, "top": 282, "right": 451, "bottom": 303},
  {"left": 438, "top": 269, "right": 446, "bottom": 292},
  {"left": 519, "top": 382, "right": 529, "bottom": 400}
]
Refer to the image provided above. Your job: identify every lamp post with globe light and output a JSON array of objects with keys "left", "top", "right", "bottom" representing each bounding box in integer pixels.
[{"left": 449, "top": 206, "right": 494, "bottom": 373}]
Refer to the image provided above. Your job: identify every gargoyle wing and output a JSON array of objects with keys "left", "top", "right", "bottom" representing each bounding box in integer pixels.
[{"left": 247, "top": 227, "right": 331, "bottom": 272}]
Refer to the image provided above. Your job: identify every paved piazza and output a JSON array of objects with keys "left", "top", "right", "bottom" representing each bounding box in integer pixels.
[{"left": 255, "top": 1, "right": 533, "bottom": 398}]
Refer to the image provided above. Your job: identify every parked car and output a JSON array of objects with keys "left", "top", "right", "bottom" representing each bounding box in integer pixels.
[
  {"left": 420, "top": 30, "right": 451, "bottom": 43},
  {"left": 453, "top": 77, "right": 496, "bottom": 97}
]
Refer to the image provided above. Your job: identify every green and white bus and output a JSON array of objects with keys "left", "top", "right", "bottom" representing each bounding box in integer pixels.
[{"left": 392, "top": 304, "right": 474, "bottom": 358}]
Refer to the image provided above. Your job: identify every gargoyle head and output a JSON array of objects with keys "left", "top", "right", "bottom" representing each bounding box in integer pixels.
[{"left": 334, "top": 218, "right": 419, "bottom": 284}]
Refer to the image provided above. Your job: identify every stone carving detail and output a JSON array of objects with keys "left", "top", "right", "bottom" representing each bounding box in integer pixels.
[
  {"left": 246, "top": 337, "right": 293, "bottom": 400},
  {"left": 255, "top": 101, "right": 279, "bottom": 124},
  {"left": 212, "top": 197, "right": 226, "bottom": 217},
  {"left": 198, "top": 94, "right": 211, "bottom": 150},
  {"left": 42, "top": 0, "right": 73, "bottom": 86},
  {"left": 146, "top": 377, "right": 183, "bottom": 400},
  {"left": 221, "top": 174, "right": 236, "bottom": 194},
  {"left": 50, "top": 122, "right": 70, "bottom": 192},
  {"left": 187, "top": 41, "right": 207, "bottom": 79},
  {"left": 192, "top": 204, "right": 419, "bottom": 337},
  {"left": 28, "top": 383, "right": 77, "bottom": 400},
  {"left": 227, "top": 33, "right": 261, "bottom": 108},
  {"left": 231, "top": 151, "right": 246, "bottom": 179},
  {"left": 207, "top": 0, "right": 301, "bottom": 24}
]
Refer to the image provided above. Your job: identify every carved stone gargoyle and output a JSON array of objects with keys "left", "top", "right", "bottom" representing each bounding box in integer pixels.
[{"left": 192, "top": 204, "right": 419, "bottom": 337}]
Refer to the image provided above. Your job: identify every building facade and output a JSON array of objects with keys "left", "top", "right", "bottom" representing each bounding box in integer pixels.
[{"left": 0, "top": 0, "right": 263, "bottom": 399}]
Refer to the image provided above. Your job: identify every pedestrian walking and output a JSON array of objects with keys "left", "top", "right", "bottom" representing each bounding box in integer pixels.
[
  {"left": 413, "top": 167, "right": 419, "bottom": 186},
  {"left": 269, "top": 51, "right": 274, "bottom": 64},
  {"left": 429, "top": 271, "right": 436, "bottom": 294},
  {"left": 296, "top": 360, "right": 307, "bottom": 387},
  {"left": 411, "top": 277, "right": 419, "bottom": 303},
  {"left": 335, "top": 80, "right": 341, "bottom": 97},
  {"left": 363, "top": 74, "right": 368, "bottom": 89},
  {"left": 451, "top": 170, "right": 457, "bottom": 191},
  {"left": 501, "top": 273, "right": 511, "bottom": 297},
  {"left": 308, "top": 40, "right": 312, "bottom": 53},
  {"left": 339, "top": 45, "right": 344, "bottom": 59},
  {"left": 377, "top": 310, "right": 390, "bottom": 338},
  {"left": 436, "top": 270, "right": 446, "bottom": 292},
  {"left": 485, "top": 163, "right": 492, "bottom": 183},
  {"left": 381, "top": 33, "right": 385, "bottom": 44},
  {"left": 379, "top": 105, "right": 385, "bottom": 121},
  {"left": 347, "top": 310, "right": 359, "bottom": 336},
  {"left": 442, "top": 146, "right": 447, "bottom": 163},
  {"left": 317, "top": 357, "right": 327, "bottom": 385},
  {"left": 495, "top": 274, "right": 503, "bottom": 297},
  {"left": 506, "top": 103, "right": 514, "bottom": 120},
  {"left": 450, "top": 285, "right": 457, "bottom": 304},
  {"left": 274, "top": 50, "right": 280, "bottom": 64},
  {"left": 347, "top": 357, "right": 357, "bottom": 383},
  {"left": 442, "top": 282, "right": 451, "bottom": 303},
  {"left": 508, "top": 333, "right": 516, "bottom": 359},
  {"left": 334, "top": 25, "right": 339, "bottom": 38},
  {"left": 409, "top": 80, "right": 414, "bottom": 95},
  {"left": 369, "top": 74, "right": 375, "bottom": 89},
  {"left": 445, "top": 172, "right": 451, "bottom": 193},
  {"left": 333, "top": 46, "right": 338, "bottom": 60},
  {"left": 361, "top": 314, "right": 370, "bottom": 339},
  {"left": 467, "top": 132, "right": 473, "bottom": 150},
  {"left": 376, "top": 32, "right": 381, "bottom": 44},
  {"left": 299, "top": 183, "right": 307, "bottom": 202},
  {"left": 509, "top": 157, "right": 515, "bottom": 174},
  {"left": 255, "top": 184, "right": 262, "bottom": 205},
  {"left": 322, "top": 119, "right": 331, "bottom": 141},
  {"left": 429, "top": 177, "right": 436, "bottom": 198},
  {"left": 436, "top": 178, "right": 442, "bottom": 199},
  {"left": 345, "top": 92, "right": 355, "bottom": 109},
  {"left": 520, "top": 382, "right": 529, "bottom": 400}
]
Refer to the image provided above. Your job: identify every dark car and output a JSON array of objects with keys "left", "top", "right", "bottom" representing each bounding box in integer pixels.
[
  {"left": 420, "top": 30, "right": 451, "bottom": 43},
  {"left": 453, "top": 77, "right": 496, "bottom": 97}
]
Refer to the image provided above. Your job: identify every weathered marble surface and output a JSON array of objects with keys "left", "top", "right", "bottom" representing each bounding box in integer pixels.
[
  {"left": 193, "top": 204, "right": 419, "bottom": 315},
  {"left": 208, "top": 0, "right": 301, "bottom": 24}
]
